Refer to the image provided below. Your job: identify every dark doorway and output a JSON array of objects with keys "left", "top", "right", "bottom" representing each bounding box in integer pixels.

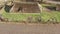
[
  {"left": 18, "top": 7, "right": 23, "bottom": 12},
  {"left": 4, "top": 5, "right": 13, "bottom": 13}
]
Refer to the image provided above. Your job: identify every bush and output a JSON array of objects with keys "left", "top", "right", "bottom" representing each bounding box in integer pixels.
[
  {"left": 35, "top": 16, "right": 42, "bottom": 23},
  {"left": 27, "top": 16, "right": 33, "bottom": 23},
  {"left": 46, "top": 17, "right": 59, "bottom": 24}
]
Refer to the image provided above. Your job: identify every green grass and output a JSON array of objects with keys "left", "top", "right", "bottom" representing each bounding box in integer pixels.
[
  {"left": 1, "top": 11, "right": 60, "bottom": 22},
  {"left": 41, "top": 3, "right": 56, "bottom": 7},
  {"left": 41, "top": 11, "right": 60, "bottom": 22},
  {"left": 2, "top": 13, "right": 41, "bottom": 21}
]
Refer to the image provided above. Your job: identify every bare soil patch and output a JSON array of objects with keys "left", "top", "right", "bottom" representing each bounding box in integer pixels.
[{"left": 0, "top": 23, "right": 60, "bottom": 34}]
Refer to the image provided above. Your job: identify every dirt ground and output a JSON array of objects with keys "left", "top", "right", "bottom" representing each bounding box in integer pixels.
[{"left": 0, "top": 23, "right": 60, "bottom": 34}]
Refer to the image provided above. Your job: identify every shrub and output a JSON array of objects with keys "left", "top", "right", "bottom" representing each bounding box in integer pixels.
[
  {"left": 46, "top": 17, "right": 59, "bottom": 24},
  {"left": 27, "top": 16, "right": 33, "bottom": 23},
  {"left": 35, "top": 16, "right": 42, "bottom": 23}
]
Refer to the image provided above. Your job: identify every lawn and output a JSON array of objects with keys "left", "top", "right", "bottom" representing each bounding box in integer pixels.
[{"left": 1, "top": 11, "right": 60, "bottom": 22}]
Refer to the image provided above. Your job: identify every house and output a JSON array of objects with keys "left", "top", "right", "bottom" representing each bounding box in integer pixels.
[
  {"left": 10, "top": 2, "right": 41, "bottom": 13},
  {"left": 9, "top": 0, "right": 42, "bottom": 13}
]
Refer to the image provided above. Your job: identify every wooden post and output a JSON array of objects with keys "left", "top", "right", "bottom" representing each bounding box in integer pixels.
[{"left": 37, "top": 3, "right": 42, "bottom": 13}]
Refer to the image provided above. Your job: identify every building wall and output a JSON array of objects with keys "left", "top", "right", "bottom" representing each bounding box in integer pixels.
[{"left": 10, "top": 2, "right": 40, "bottom": 13}]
